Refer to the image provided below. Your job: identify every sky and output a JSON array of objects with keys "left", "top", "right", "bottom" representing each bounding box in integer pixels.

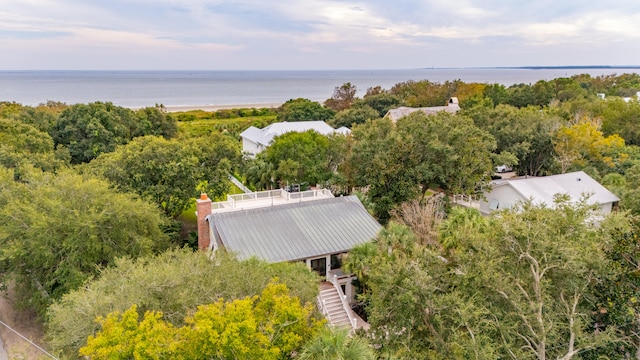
[{"left": 1, "top": 0, "right": 639, "bottom": 70}]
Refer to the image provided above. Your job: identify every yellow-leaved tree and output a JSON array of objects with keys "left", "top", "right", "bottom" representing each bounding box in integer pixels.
[
  {"left": 79, "top": 281, "right": 323, "bottom": 360},
  {"left": 554, "top": 116, "right": 628, "bottom": 173}
]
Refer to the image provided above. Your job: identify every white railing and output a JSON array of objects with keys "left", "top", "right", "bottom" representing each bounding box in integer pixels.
[
  {"left": 329, "top": 274, "right": 357, "bottom": 330},
  {"left": 211, "top": 188, "right": 334, "bottom": 212},
  {"left": 317, "top": 297, "right": 333, "bottom": 323},
  {"left": 453, "top": 194, "right": 480, "bottom": 209}
]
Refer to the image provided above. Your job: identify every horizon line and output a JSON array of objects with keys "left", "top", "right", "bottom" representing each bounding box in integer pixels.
[{"left": 1, "top": 65, "right": 640, "bottom": 72}]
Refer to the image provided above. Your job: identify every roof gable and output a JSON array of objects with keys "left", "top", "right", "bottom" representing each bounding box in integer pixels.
[
  {"left": 492, "top": 171, "right": 619, "bottom": 207},
  {"left": 239, "top": 121, "right": 346, "bottom": 147},
  {"left": 208, "top": 196, "right": 381, "bottom": 263}
]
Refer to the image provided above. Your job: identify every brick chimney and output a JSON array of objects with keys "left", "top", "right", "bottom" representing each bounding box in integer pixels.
[{"left": 196, "top": 193, "right": 212, "bottom": 251}]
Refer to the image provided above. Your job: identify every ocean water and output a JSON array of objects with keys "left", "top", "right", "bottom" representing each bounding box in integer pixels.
[{"left": 0, "top": 68, "right": 638, "bottom": 108}]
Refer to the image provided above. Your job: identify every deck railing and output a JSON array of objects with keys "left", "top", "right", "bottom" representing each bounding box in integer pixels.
[{"left": 211, "top": 188, "right": 333, "bottom": 212}]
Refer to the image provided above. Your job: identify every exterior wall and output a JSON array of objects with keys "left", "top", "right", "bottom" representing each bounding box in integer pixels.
[
  {"left": 599, "top": 202, "right": 613, "bottom": 214},
  {"left": 479, "top": 185, "right": 524, "bottom": 214},
  {"left": 242, "top": 138, "right": 262, "bottom": 156},
  {"left": 306, "top": 253, "right": 357, "bottom": 304}
]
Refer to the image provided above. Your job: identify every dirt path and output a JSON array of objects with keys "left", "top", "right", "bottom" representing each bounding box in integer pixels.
[{"left": 0, "top": 284, "right": 48, "bottom": 359}]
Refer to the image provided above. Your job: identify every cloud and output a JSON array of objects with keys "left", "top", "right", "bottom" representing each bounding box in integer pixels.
[{"left": 1, "top": 0, "right": 639, "bottom": 69}]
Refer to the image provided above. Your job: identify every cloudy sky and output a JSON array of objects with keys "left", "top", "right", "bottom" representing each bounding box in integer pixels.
[{"left": 1, "top": 0, "right": 639, "bottom": 70}]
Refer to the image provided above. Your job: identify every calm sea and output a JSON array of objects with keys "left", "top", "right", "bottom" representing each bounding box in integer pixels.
[{"left": 0, "top": 68, "right": 638, "bottom": 108}]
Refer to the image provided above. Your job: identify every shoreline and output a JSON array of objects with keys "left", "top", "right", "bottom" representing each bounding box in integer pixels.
[{"left": 160, "top": 102, "right": 284, "bottom": 113}]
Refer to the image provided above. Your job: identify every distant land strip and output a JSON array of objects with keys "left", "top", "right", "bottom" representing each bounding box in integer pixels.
[{"left": 493, "top": 65, "right": 640, "bottom": 70}]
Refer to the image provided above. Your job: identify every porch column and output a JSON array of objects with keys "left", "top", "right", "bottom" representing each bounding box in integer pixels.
[{"left": 325, "top": 255, "right": 331, "bottom": 281}]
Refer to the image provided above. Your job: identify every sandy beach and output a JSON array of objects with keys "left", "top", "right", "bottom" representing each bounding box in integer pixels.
[{"left": 162, "top": 102, "right": 284, "bottom": 113}]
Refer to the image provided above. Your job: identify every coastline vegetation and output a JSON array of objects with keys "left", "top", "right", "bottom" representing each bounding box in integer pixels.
[{"left": 1, "top": 72, "right": 640, "bottom": 358}]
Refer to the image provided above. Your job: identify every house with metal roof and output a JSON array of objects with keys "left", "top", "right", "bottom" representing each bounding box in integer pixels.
[
  {"left": 240, "top": 121, "right": 350, "bottom": 156},
  {"left": 478, "top": 171, "right": 619, "bottom": 215},
  {"left": 384, "top": 97, "right": 460, "bottom": 122},
  {"left": 196, "top": 190, "right": 381, "bottom": 313}
]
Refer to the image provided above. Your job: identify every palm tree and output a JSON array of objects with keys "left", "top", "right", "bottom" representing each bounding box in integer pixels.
[
  {"left": 438, "top": 206, "right": 487, "bottom": 252},
  {"left": 297, "top": 327, "right": 375, "bottom": 360}
]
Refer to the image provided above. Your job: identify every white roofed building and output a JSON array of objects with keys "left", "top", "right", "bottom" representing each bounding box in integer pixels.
[
  {"left": 478, "top": 171, "right": 619, "bottom": 215},
  {"left": 384, "top": 97, "right": 460, "bottom": 122},
  {"left": 240, "top": 121, "right": 350, "bottom": 156}
]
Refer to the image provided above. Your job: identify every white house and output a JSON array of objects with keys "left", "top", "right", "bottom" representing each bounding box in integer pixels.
[
  {"left": 478, "top": 171, "right": 619, "bottom": 215},
  {"left": 384, "top": 97, "right": 460, "bottom": 122},
  {"left": 240, "top": 121, "right": 350, "bottom": 156}
]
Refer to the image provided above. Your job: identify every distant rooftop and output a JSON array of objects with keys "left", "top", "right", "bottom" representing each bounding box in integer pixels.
[
  {"left": 240, "top": 121, "right": 350, "bottom": 147},
  {"left": 384, "top": 97, "right": 460, "bottom": 122},
  {"left": 491, "top": 171, "right": 620, "bottom": 207}
]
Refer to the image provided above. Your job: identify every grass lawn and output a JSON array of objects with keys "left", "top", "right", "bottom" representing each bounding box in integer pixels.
[{"left": 176, "top": 114, "right": 278, "bottom": 139}]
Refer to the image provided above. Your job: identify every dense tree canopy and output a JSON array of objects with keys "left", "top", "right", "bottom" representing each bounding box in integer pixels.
[
  {"left": 277, "top": 98, "right": 335, "bottom": 122},
  {"left": 79, "top": 281, "right": 322, "bottom": 360},
  {"left": 328, "top": 105, "right": 380, "bottom": 129},
  {"left": 257, "top": 130, "right": 346, "bottom": 188},
  {"left": 0, "top": 118, "right": 65, "bottom": 176},
  {"left": 350, "top": 201, "right": 628, "bottom": 359},
  {"left": 46, "top": 249, "right": 319, "bottom": 357},
  {"left": 463, "top": 104, "right": 559, "bottom": 176},
  {"left": 0, "top": 170, "right": 170, "bottom": 316},
  {"left": 346, "top": 112, "right": 496, "bottom": 222},
  {"left": 2, "top": 72, "right": 640, "bottom": 359},
  {"left": 360, "top": 92, "right": 402, "bottom": 117},
  {"left": 89, "top": 135, "right": 239, "bottom": 217},
  {"left": 52, "top": 102, "right": 176, "bottom": 163}
]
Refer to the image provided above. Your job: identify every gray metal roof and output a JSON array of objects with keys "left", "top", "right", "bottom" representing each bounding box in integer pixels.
[
  {"left": 207, "top": 196, "right": 381, "bottom": 263},
  {"left": 384, "top": 103, "right": 460, "bottom": 122}
]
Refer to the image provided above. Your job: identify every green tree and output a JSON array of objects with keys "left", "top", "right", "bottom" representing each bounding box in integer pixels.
[
  {"left": 356, "top": 201, "right": 623, "bottom": 359},
  {"left": 361, "top": 92, "right": 401, "bottom": 117},
  {"left": 347, "top": 118, "right": 417, "bottom": 222},
  {"left": 52, "top": 102, "right": 177, "bottom": 164},
  {"left": 262, "top": 130, "right": 335, "bottom": 187},
  {"left": 325, "top": 82, "right": 358, "bottom": 112},
  {"left": 483, "top": 83, "right": 508, "bottom": 106},
  {"left": 396, "top": 111, "right": 496, "bottom": 196},
  {"left": 345, "top": 112, "right": 495, "bottom": 223},
  {"left": 598, "top": 98, "right": 640, "bottom": 146},
  {"left": 245, "top": 157, "right": 277, "bottom": 190},
  {"left": 52, "top": 102, "right": 139, "bottom": 163},
  {"left": 0, "top": 118, "right": 65, "bottom": 176},
  {"left": 89, "top": 135, "right": 238, "bottom": 217},
  {"left": 328, "top": 105, "right": 380, "bottom": 129},
  {"left": 46, "top": 249, "right": 319, "bottom": 357},
  {"left": 583, "top": 213, "right": 640, "bottom": 359},
  {"left": 134, "top": 106, "right": 178, "bottom": 139},
  {"left": 297, "top": 327, "right": 376, "bottom": 360},
  {"left": 277, "top": 98, "right": 336, "bottom": 122},
  {"left": 0, "top": 170, "right": 169, "bottom": 316},
  {"left": 437, "top": 206, "right": 487, "bottom": 252},
  {"left": 464, "top": 104, "right": 559, "bottom": 176},
  {"left": 390, "top": 80, "right": 455, "bottom": 107}
]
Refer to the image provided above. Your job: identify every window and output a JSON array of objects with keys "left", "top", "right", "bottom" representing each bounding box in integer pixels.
[
  {"left": 330, "top": 253, "right": 343, "bottom": 270},
  {"left": 310, "top": 258, "right": 326, "bottom": 277},
  {"left": 489, "top": 198, "right": 499, "bottom": 210}
]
